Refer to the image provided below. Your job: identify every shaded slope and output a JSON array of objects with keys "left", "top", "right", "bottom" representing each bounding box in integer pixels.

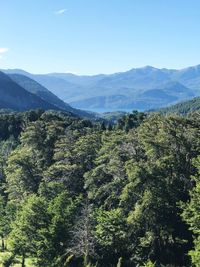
[
  {"left": 0, "top": 71, "right": 61, "bottom": 111},
  {"left": 9, "top": 74, "right": 70, "bottom": 110}
]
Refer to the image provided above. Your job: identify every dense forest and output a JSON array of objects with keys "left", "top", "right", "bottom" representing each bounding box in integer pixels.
[
  {"left": 0, "top": 109, "right": 200, "bottom": 267},
  {"left": 157, "top": 96, "right": 200, "bottom": 116}
]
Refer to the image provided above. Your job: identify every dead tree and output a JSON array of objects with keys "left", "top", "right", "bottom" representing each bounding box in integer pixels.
[{"left": 67, "top": 201, "right": 96, "bottom": 266}]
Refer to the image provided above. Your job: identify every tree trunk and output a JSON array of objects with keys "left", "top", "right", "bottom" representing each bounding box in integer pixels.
[
  {"left": 83, "top": 251, "right": 89, "bottom": 267},
  {"left": 1, "top": 236, "right": 5, "bottom": 251},
  {"left": 21, "top": 254, "right": 25, "bottom": 267}
]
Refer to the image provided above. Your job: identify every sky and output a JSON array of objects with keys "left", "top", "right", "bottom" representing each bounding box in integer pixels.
[{"left": 1, "top": 0, "right": 200, "bottom": 74}]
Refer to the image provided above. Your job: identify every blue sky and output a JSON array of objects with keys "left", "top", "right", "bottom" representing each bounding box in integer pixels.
[{"left": 0, "top": 0, "right": 200, "bottom": 74}]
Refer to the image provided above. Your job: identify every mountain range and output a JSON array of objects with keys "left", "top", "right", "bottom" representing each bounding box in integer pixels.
[
  {"left": 0, "top": 71, "right": 95, "bottom": 118},
  {"left": 4, "top": 65, "right": 200, "bottom": 112},
  {"left": 2, "top": 64, "right": 200, "bottom": 113},
  {"left": 0, "top": 71, "right": 59, "bottom": 111}
]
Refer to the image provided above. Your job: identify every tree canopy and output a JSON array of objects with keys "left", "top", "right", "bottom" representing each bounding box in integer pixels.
[{"left": 0, "top": 109, "right": 200, "bottom": 266}]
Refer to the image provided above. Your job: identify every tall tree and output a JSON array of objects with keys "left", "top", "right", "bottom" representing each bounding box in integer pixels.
[{"left": 182, "top": 156, "right": 200, "bottom": 266}]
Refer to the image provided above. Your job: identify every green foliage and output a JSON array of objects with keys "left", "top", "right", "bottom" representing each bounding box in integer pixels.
[
  {"left": 1, "top": 252, "right": 15, "bottom": 267},
  {"left": 84, "top": 131, "right": 128, "bottom": 209},
  {"left": 0, "top": 110, "right": 200, "bottom": 267},
  {"left": 95, "top": 208, "right": 126, "bottom": 248},
  {"left": 116, "top": 110, "right": 147, "bottom": 131},
  {"left": 158, "top": 98, "right": 200, "bottom": 116},
  {"left": 182, "top": 156, "right": 200, "bottom": 266},
  {"left": 142, "top": 260, "right": 156, "bottom": 267}
]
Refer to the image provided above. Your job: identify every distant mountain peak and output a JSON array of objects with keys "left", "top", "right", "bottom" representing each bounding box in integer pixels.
[
  {"left": 2, "top": 68, "right": 31, "bottom": 76},
  {"left": 141, "top": 65, "right": 157, "bottom": 70},
  {"left": 2, "top": 64, "right": 200, "bottom": 112}
]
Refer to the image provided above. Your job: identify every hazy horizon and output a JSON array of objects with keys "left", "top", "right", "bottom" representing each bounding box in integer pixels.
[{"left": 3, "top": 63, "right": 200, "bottom": 76}]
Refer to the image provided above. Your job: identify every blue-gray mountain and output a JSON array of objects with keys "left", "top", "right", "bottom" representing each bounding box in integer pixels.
[
  {"left": 3, "top": 65, "right": 200, "bottom": 112},
  {"left": 0, "top": 71, "right": 59, "bottom": 111},
  {"left": 0, "top": 71, "right": 95, "bottom": 118},
  {"left": 8, "top": 73, "right": 70, "bottom": 110}
]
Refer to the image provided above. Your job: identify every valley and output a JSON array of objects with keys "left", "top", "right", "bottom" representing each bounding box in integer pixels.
[{"left": 3, "top": 65, "right": 200, "bottom": 113}]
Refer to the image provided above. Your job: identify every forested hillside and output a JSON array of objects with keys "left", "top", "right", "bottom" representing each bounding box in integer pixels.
[
  {"left": 0, "top": 109, "right": 200, "bottom": 267},
  {"left": 158, "top": 96, "right": 200, "bottom": 115}
]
